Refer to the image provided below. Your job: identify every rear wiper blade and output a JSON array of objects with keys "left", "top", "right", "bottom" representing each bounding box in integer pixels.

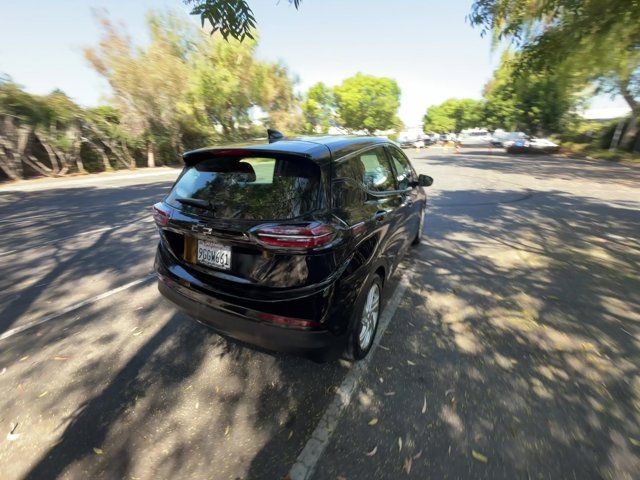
[{"left": 175, "top": 197, "right": 215, "bottom": 211}]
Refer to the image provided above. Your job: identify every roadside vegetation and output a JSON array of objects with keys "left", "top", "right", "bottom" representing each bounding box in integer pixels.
[{"left": 420, "top": 0, "right": 640, "bottom": 161}]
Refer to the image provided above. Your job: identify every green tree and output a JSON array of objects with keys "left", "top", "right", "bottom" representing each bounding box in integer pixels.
[
  {"left": 469, "top": 0, "right": 640, "bottom": 146},
  {"left": 334, "top": 73, "right": 401, "bottom": 134},
  {"left": 301, "top": 82, "right": 334, "bottom": 133},
  {"left": 423, "top": 98, "right": 484, "bottom": 133},
  {"left": 85, "top": 11, "right": 195, "bottom": 166},
  {"left": 483, "top": 52, "right": 585, "bottom": 134}
]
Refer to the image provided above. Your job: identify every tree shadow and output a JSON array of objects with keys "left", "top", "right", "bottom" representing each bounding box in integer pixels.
[{"left": 308, "top": 186, "right": 639, "bottom": 479}]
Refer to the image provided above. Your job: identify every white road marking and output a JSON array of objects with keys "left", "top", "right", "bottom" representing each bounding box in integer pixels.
[
  {"left": 288, "top": 275, "right": 408, "bottom": 480},
  {"left": 0, "top": 274, "right": 155, "bottom": 341}
]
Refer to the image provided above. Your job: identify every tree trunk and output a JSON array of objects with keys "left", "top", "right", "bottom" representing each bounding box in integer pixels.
[
  {"left": 610, "top": 120, "right": 625, "bottom": 151},
  {"left": 147, "top": 140, "right": 156, "bottom": 168},
  {"left": 619, "top": 80, "right": 640, "bottom": 150},
  {"left": 121, "top": 140, "right": 135, "bottom": 169}
]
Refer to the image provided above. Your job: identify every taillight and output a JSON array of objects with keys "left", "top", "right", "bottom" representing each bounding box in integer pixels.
[
  {"left": 254, "top": 222, "right": 336, "bottom": 249},
  {"left": 153, "top": 202, "right": 171, "bottom": 227}
]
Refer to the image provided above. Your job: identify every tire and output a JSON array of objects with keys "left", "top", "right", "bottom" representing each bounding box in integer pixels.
[
  {"left": 412, "top": 207, "right": 425, "bottom": 245},
  {"left": 348, "top": 275, "right": 383, "bottom": 360}
]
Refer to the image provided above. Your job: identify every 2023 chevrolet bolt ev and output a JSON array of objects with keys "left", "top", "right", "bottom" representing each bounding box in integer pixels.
[{"left": 153, "top": 134, "right": 433, "bottom": 361}]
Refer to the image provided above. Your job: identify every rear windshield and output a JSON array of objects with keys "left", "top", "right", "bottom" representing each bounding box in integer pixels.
[{"left": 166, "top": 155, "right": 321, "bottom": 220}]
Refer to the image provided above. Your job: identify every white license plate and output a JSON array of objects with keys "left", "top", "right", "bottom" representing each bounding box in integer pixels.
[{"left": 197, "top": 240, "right": 231, "bottom": 270}]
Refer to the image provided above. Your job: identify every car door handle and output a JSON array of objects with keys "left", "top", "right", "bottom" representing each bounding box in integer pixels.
[{"left": 374, "top": 210, "right": 387, "bottom": 222}]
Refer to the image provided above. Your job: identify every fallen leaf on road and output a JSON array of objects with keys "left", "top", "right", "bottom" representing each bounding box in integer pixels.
[
  {"left": 19, "top": 356, "right": 29, "bottom": 362},
  {"left": 398, "top": 437, "right": 403, "bottom": 452},
  {"left": 365, "top": 445, "right": 378, "bottom": 456},
  {"left": 421, "top": 395, "right": 427, "bottom": 414},
  {"left": 407, "top": 360, "right": 416, "bottom": 366},
  {"left": 378, "top": 377, "right": 384, "bottom": 384},
  {"left": 384, "top": 391, "right": 396, "bottom": 396},
  {"left": 224, "top": 425, "right": 230, "bottom": 436},
  {"left": 93, "top": 448, "right": 104, "bottom": 455},
  {"left": 472, "top": 450, "right": 488, "bottom": 463},
  {"left": 287, "top": 430, "right": 293, "bottom": 440},
  {"left": 403, "top": 456, "right": 412, "bottom": 474},
  {"left": 0, "top": 367, "right": 6, "bottom": 375},
  {"left": 379, "top": 345, "right": 390, "bottom": 351},
  {"left": 413, "top": 449, "right": 423, "bottom": 460},
  {"left": 630, "top": 437, "right": 640, "bottom": 447},
  {"left": 38, "top": 391, "right": 48, "bottom": 398},
  {"left": 445, "top": 389, "right": 455, "bottom": 397},
  {"left": 368, "top": 418, "right": 378, "bottom": 426},
  {"left": 7, "top": 423, "right": 19, "bottom": 442},
  {"left": 53, "top": 356, "right": 69, "bottom": 361}
]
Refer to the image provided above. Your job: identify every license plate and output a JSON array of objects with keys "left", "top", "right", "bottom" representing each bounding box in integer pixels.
[{"left": 196, "top": 240, "right": 231, "bottom": 270}]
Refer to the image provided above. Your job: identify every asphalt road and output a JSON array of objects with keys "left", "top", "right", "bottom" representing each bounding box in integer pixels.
[{"left": 0, "top": 149, "right": 638, "bottom": 479}]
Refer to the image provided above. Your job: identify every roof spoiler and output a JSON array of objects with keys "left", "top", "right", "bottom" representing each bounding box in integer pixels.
[{"left": 267, "top": 128, "right": 285, "bottom": 144}]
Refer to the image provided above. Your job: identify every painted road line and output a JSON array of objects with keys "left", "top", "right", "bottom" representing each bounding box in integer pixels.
[
  {"left": 0, "top": 274, "right": 156, "bottom": 341},
  {"left": 288, "top": 275, "right": 409, "bottom": 480}
]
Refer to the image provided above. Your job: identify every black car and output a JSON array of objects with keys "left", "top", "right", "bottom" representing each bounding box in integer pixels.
[{"left": 153, "top": 134, "right": 433, "bottom": 360}]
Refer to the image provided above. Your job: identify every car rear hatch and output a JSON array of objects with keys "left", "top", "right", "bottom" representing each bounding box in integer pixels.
[{"left": 153, "top": 148, "right": 343, "bottom": 300}]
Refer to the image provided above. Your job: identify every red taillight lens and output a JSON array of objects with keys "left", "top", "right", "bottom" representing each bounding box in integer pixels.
[
  {"left": 258, "top": 312, "right": 321, "bottom": 329},
  {"left": 254, "top": 222, "right": 336, "bottom": 249},
  {"left": 153, "top": 202, "right": 171, "bottom": 227}
]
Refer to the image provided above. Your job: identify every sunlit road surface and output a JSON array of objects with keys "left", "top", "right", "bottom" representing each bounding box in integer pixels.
[{"left": 0, "top": 149, "right": 638, "bottom": 479}]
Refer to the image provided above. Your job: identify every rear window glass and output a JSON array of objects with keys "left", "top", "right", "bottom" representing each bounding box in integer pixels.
[{"left": 166, "top": 155, "right": 321, "bottom": 220}]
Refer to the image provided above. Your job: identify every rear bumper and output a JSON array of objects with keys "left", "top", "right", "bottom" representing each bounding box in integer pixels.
[{"left": 157, "top": 273, "right": 346, "bottom": 360}]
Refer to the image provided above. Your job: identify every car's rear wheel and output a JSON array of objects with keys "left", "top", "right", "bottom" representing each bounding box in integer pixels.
[
  {"left": 412, "top": 207, "right": 425, "bottom": 245},
  {"left": 349, "top": 275, "right": 383, "bottom": 360}
]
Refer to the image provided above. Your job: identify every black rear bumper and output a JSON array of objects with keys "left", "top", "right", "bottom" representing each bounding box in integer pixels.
[{"left": 157, "top": 275, "right": 346, "bottom": 360}]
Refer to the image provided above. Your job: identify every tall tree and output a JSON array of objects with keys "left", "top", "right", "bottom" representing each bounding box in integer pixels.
[
  {"left": 423, "top": 98, "right": 484, "bottom": 133},
  {"left": 469, "top": 0, "right": 640, "bottom": 145},
  {"left": 301, "top": 82, "right": 334, "bottom": 133},
  {"left": 334, "top": 74, "right": 401, "bottom": 134},
  {"left": 483, "top": 52, "right": 585, "bottom": 134},
  {"left": 85, "top": 12, "right": 194, "bottom": 166}
]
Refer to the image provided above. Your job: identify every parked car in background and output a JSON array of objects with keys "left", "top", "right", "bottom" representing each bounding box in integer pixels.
[
  {"left": 491, "top": 130, "right": 527, "bottom": 147},
  {"left": 153, "top": 134, "right": 433, "bottom": 361},
  {"left": 458, "top": 128, "right": 493, "bottom": 147},
  {"left": 506, "top": 137, "right": 560, "bottom": 154}
]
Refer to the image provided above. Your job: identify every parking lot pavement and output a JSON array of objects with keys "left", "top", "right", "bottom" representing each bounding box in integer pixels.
[
  {"left": 1, "top": 149, "right": 639, "bottom": 479},
  {"left": 312, "top": 148, "right": 640, "bottom": 479}
]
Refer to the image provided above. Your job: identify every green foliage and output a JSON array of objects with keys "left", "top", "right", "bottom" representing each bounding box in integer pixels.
[
  {"left": 301, "top": 82, "right": 334, "bottom": 133},
  {"left": 333, "top": 73, "right": 401, "bottom": 134},
  {"left": 185, "top": 0, "right": 301, "bottom": 41},
  {"left": 85, "top": 10, "right": 301, "bottom": 163},
  {"left": 423, "top": 98, "right": 484, "bottom": 133},
  {"left": 482, "top": 52, "right": 585, "bottom": 134},
  {"left": 469, "top": 0, "right": 640, "bottom": 115}
]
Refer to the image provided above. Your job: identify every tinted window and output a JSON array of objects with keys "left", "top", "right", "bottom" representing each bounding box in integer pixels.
[
  {"left": 335, "top": 147, "right": 395, "bottom": 192},
  {"left": 166, "top": 155, "right": 321, "bottom": 220},
  {"left": 387, "top": 147, "right": 414, "bottom": 190}
]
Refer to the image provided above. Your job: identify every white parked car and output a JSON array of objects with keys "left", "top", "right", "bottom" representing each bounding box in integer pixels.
[
  {"left": 505, "top": 137, "right": 560, "bottom": 154},
  {"left": 458, "top": 129, "right": 493, "bottom": 147}
]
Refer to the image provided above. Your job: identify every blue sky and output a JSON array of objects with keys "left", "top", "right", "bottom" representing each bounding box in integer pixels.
[{"left": 0, "top": 0, "right": 628, "bottom": 125}]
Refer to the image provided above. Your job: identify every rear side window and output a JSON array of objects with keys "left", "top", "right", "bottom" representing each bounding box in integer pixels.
[
  {"left": 166, "top": 155, "right": 321, "bottom": 220},
  {"left": 387, "top": 147, "right": 414, "bottom": 190},
  {"left": 335, "top": 147, "right": 395, "bottom": 192}
]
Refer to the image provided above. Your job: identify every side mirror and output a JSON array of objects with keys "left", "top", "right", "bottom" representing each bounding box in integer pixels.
[{"left": 417, "top": 174, "right": 433, "bottom": 187}]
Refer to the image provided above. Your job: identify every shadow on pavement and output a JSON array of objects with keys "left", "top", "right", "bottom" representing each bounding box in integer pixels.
[{"left": 313, "top": 187, "right": 640, "bottom": 479}]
